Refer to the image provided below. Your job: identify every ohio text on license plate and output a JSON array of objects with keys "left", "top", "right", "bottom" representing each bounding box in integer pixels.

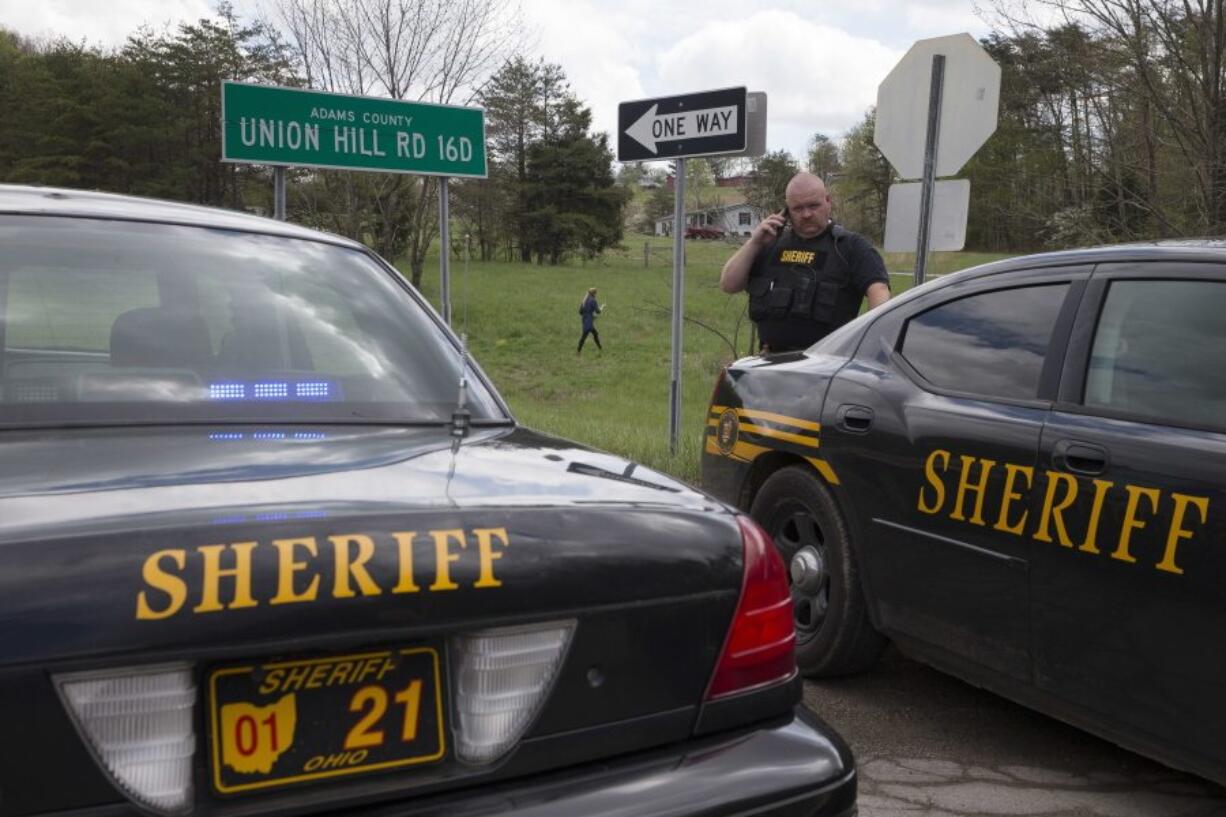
[{"left": 208, "top": 647, "right": 444, "bottom": 793}]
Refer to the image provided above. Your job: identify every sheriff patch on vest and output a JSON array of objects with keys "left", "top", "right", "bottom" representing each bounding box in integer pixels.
[{"left": 746, "top": 223, "right": 889, "bottom": 352}]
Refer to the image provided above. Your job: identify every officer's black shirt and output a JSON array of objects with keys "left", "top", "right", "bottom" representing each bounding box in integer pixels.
[{"left": 746, "top": 224, "right": 889, "bottom": 352}]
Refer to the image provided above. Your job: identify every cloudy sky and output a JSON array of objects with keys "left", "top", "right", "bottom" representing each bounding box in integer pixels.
[{"left": 1, "top": 0, "right": 994, "bottom": 162}]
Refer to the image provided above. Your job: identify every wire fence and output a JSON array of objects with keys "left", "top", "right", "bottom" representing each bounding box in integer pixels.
[{"left": 641, "top": 238, "right": 743, "bottom": 268}]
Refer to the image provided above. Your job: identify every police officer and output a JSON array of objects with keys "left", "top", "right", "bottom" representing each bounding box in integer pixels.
[{"left": 720, "top": 172, "right": 890, "bottom": 353}]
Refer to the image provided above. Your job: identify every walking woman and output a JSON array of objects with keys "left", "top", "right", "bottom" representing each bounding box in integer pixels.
[{"left": 577, "top": 286, "right": 603, "bottom": 354}]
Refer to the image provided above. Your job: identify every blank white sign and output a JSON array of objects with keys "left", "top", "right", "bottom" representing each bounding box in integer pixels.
[{"left": 884, "top": 179, "right": 970, "bottom": 252}]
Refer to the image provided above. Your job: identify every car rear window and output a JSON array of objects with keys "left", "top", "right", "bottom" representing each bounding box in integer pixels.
[
  {"left": 899, "top": 283, "right": 1069, "bottom": 401},
  {"left": 1085, "top": 278, "right": 1226, "bottom": 429},
  {"left": 0, "top": 216, "right": 504, "bottom": 427}
]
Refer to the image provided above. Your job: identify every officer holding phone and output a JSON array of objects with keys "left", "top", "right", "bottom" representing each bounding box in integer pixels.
[{"left": 720, "top": 172, "right": 890, "bottom": 353}]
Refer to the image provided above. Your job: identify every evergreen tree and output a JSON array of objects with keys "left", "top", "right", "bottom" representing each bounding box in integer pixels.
[
  {"left": 521, "top": 104, "right": 629, "bottom": 264},
  {"left": 121, "top": 5, "right": 296, "bottom": 207},
  {"left": 480, "top": 56, "right": 581, "bottom": 261},
  {"left": 478, "top": 57, "right": 628, "bottom": 263}
]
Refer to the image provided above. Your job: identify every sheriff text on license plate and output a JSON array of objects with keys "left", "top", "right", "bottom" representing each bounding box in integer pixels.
[{"left": 208, "top": 647, "right": 444, "bottom": 794}]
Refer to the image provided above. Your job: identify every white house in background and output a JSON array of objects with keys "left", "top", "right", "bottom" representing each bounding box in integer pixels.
[{"left": 654, "top": 203, "right": 763, "bottom": 237}]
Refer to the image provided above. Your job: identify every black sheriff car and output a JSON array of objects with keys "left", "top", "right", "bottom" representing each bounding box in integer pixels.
[
  {"left": 0, "top": 186, "right": 856, "bottom": 817},
  {"left": 703, "top": 244, "right": 1225, "bottom": 785}
]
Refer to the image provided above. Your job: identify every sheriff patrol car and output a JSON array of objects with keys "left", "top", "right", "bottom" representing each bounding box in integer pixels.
[
  {"left": 703, "top": 244, "right": 1225, "bottom": 786},
  {"left": 0, "top": 186, "right": 855, "bottom": 817}
]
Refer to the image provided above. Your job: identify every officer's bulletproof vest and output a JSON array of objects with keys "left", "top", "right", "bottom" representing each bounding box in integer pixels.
[{"left": 746, "top": 226, "right": 850, "bottom": 326}]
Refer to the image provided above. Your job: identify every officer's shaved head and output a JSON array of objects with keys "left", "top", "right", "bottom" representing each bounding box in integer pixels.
[
  {"left": 784, "top": 172, "right": 833, "bottom": 239},
  {"left": 785, "top": 172, "right": 827, "bottom": 200}
]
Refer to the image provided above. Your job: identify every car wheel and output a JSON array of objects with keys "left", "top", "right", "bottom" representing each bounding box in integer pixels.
[{"left": 750, "top": 465, "right": 887, "bottom": 677}]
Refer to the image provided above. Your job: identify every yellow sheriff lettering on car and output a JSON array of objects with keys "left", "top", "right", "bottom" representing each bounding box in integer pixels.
[
  {"left": 220, "top": 693, "right": 298, "bottom": 774},
  {"left": 134, "top": 527, "right": 510, "bottom": 620},
  {"left": 917, "top": 448, "right": 1211, "bottom": 575},
  {"left": 706, "top": 406, "right": 840, "bottom": 486}
]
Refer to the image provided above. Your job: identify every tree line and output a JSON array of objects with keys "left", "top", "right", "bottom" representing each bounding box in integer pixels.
[
  {"left": 5, "top": 0, "right": 1226, "bottom": 268},
  {"left": 743, "top": 0, "right": 1226, "bottom": 252},
  {"left": 0, "top": 1, "right": 627, "bottom": 282},
  {"left": 643, "top": 0, "right": 1226, "bottom": 254}
]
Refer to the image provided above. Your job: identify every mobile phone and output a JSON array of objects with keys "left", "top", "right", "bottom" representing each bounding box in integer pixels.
[{"left": 780, "top": 206, "right": 791, "bottom": 227}]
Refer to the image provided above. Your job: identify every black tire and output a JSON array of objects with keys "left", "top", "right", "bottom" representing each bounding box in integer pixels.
[{"left": 750, "top": 465, "right": 887, "bottom": 677}]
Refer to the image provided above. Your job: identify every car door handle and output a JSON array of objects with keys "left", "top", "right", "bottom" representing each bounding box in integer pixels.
[
  {"left": 1052, "top": 440, "right": 1109, "bottom": 476},
  {"left": 837, "top": 405, "right": 874, "bottom": 434}
]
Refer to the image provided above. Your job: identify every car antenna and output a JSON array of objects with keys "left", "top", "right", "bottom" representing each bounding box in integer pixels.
[
  {"left": 451, "top": 333, "right": 470, "bottom": 440},
  {"left": 450, "top": 233, "right": 472, "bottom": 441}
]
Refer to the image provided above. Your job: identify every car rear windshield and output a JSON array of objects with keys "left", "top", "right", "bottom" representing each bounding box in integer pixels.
[{"left": 0, "top": 216, "right": 505, "bottom": 428}]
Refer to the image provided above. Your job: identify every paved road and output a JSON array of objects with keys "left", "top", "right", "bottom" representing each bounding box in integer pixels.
[{"left": 803, "top": 647, "right": 1226, "bottom": 817}]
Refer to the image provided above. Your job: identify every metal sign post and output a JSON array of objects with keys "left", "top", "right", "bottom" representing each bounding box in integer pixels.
[
  {"left": 914, "top": 55, "right": 945, "bottom": 287},
  {"left": 273, "top": 166, "right": 286, "bottom": 221},
  {"left": 669, "top": 158, "right": 687, "bottom": 455},
  {"left": 439, "top": 178, "right": 451, "bottom": 324},
  {"left": 618, "top": 86, "right": 761, "bottom": 456}
]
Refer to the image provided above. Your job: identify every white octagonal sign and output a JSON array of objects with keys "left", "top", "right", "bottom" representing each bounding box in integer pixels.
[{"left": 874, "top": 33, "right": 1001, "bottom": 180}]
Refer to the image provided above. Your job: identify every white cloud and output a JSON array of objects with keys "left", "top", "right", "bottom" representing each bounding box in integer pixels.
[
  {"left": 902, "top": 0, "right": 992, "bottom": 37},
  {"left": 523, "top": 0, "right": 650, "bottom": 147},
  {"left": 0, "top": 0, "right": 213, "bottom": 48},
  {"left": 656, "top": 11, "right": 901, "bottom": 142}
]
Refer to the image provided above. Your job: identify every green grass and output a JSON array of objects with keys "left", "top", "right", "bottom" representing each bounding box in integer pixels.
[{"left": 410, "top": 236, "right": 1014, "bottom": 486}]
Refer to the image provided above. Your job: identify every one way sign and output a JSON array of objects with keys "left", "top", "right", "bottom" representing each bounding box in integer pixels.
[{"left": 618, "top": 87, "right": 746, "bottom": 162}]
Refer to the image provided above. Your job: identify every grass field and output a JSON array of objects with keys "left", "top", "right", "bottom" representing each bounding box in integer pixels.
[{"left": 411, "top": 236, "right": 1013, "bottom": 487}]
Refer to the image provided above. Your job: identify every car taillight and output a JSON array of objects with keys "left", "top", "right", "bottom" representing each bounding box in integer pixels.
[
  {"left": 451, "top": 620, "right": 575, "bottom": 764},
  {"left": 56, "top": 664, "right": 196, "bottom": 815},
  {"left": 705, "top": 515, "right": 796, "bottom": 699}
]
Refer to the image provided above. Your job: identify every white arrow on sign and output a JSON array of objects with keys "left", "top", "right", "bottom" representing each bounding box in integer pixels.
[{"left": 624, "top": 104, "right": 740, "bottom": 155}]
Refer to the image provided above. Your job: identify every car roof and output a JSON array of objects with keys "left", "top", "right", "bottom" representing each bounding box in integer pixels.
[
  {"left": 0, "top": 184, "right": 365, "bottom": 249},
  {"left": 847, "top": 239, "right": 1226, "bottom": 328},
  {"left": 913, "top": 240, "right": 1226, "bottom": 294},
  {"left": 955, "top": 240, "right": 1226, "bottom": 277}
]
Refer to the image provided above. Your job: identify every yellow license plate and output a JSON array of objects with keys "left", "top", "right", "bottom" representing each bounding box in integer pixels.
[{"left": 208, "top": 647, "right": 445, "bottom": 794}]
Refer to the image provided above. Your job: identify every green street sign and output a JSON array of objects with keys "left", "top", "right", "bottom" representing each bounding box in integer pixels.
[{"left": 221, "top": 82, "right": 486, "bottom": 178}]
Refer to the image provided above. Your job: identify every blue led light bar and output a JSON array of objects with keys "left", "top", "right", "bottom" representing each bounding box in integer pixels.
[
  {"left": 206, "top": 379, "right": 339, "bottom": 401},
  {"left": 209, "top": 383, "right": 246, "bottom": 401},
  {"left": 296, "top": 382, "right": 331, "bottom": 398},
  {"left": 253, "top": 382, "right": 289, "bottom": 399}
]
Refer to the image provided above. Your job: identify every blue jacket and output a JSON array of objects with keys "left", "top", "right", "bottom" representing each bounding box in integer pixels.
[{"left": 579, "top": 296, "right": 601, "bottom": 331}]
